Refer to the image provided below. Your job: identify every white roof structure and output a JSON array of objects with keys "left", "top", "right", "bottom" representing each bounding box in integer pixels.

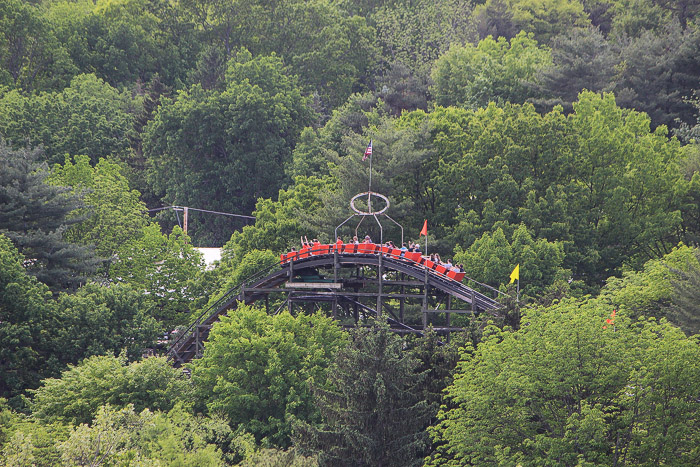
[{"left": 195, "top": 247, "right": 222, "bottom": 269}]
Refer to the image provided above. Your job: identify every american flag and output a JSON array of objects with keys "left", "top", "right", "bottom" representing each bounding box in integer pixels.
[{"left": 362, "top": 140, "right": 372, "bottom": 161}]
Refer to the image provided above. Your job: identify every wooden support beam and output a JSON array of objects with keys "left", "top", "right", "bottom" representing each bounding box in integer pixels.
[
  {"left": 424, "top": 309, "right": 476, "bottom": 314},
  {"left": 284, "top": 282, "right": 342, "bottom": 289},
  {"left": 422, "top": 267, "right": 428, "bottom": 330},
  {"left": 377, "top": 252, "right": 383, "bottom": 318}
]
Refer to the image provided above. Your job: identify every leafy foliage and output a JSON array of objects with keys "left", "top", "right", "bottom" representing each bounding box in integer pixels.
[
  {"left": 190, "top": 305, "right": 347, "bottom": 447},
  {"left": 223, "top": 176, "right": 333, "bottom": 258},
  {"left": 454, "top": 224, "right": 567, "bottom": 296},
  {"left": 57, "top": 404, "right": 225, "bottom": 466},
  {"left": 0, "top": 74, "right": 135, "bottom": 165},
  {"left": 474, "top": 0, "right": 591, "bottom": 44},
  {"left": 53, "top": 283, "right": 161, "bottom": 363},
  {"left": 109, "top": 224, "right": 207, "bottom": 328},
  {"left": 532, "top": 26, "right": 619, "bottom": 112},
  {"left": 428, "top": 300, "right": 700, "bottom": 466},
  {"left": 667, "top": 247, "right": 700, "bottom": 334},
  {"left": 30, "top": 355, "right": 190, "bottom": 426},
  {"left": 431, "top": 31, "right": 551, "bottom": 109},
  {"left": 48, "top": 155, "right": 148, "bottom": 257},
  {"left": 143, "top": 49, "right": 314, "bottom": 245},
  {"left": 372, "top": 0, "right": 476, "bottom": 78},
  {"left": 181, "top": 0, "right": 378, "bottom": 110},
  {"left": 420, "top": 92, "right": 689, "bottom": 285},
  {"left": 0, "top": 234, "right": 58, "bottom": 403}
]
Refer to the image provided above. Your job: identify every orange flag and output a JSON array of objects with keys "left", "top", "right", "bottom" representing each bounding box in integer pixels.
[
  {"left": 420, "top": 220, "right": 427, "bottom": 236},
  {"left": 603, "top": 309, "right": 616, "bottom": 329}
]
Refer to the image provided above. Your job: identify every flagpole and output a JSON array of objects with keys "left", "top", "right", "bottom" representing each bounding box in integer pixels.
[
  {"left": 516, "top": 278, "right": 520, "bottom": 304},
  {"left": 368, "top": 151, "right": 372, "bottom": 213}
]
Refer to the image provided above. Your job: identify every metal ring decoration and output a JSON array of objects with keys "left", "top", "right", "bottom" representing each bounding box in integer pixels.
[{"left": 350, "top": 191, "right": 390, "bottom": 215}]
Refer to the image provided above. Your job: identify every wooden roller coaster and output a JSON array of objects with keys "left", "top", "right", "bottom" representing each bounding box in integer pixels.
[{"left": 167, "top": 245, "right": 504, "bottom": 366}]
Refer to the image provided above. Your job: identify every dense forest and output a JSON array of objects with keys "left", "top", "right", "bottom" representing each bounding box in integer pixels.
[{"left": 3, "top": 0, "right": 700, "bottom": 465}]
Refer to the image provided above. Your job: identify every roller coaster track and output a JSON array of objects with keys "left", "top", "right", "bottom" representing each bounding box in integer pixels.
[{"left": 166, "top": 251, "right": 504, "bottom": 366}]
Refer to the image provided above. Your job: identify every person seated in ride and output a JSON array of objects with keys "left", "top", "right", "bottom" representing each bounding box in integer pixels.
[
  {"left": 414, "top": 243, "right": 422, "bottom": 253},
  {"left": 310, "top": 238, "right": 321, "bottom": 254},
  {"left": 434, "top": 253, "right": 441, "bottom": 264},
  {"left": 352, "top": 235, "right": 359, "bottom": 244},
  {"left": 458, "top": 263, "right": 465, "bottom": 272},
  {"left": 446, "top": 259, "right": 458, "bottom": 271},
  {"left": 363, "top": 235, "right": 372, "bottom": 244},
  {"left": 335, "top": 236, "right": 343, "bottom": 251},
  {"left": 299, "top": 238, "right": 310, "bottom": 257},
  {"left": 400, "top": 243, "right": 408, "bottom": 255},
  {"left": 407, "top": 241, "right": 415, "bottom": 252}
]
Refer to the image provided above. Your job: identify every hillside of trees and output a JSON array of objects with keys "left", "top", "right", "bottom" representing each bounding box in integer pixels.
[{"left": 3, "top": 0, "right": 700, "bottom": 465}]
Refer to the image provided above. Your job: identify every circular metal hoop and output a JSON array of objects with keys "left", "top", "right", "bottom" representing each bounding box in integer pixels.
[{"left": 350, "top": 191, "right": 390, "bottom": 215}]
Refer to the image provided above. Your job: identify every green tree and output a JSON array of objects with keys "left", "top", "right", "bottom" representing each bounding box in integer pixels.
[
  {"left": 110, "top": 224, "right": 206, "bottom": 328},
  {"left": 30, "top": 355, "right": 190, "bottom": 426},
  {"left": 294, "top": 322, "right": 433, "bottom": 467},
  {"left": 376, "top": 62, "right": 431, "bottom": 116},
  {"left": 0, "top": 0, "right": 69, "bottom": 91},
  {"left": 0, "top": 397, "right": 69, "bottom": 467},
  {"left": 473, "top": 0, "right": 590, "bottom": 44},
  {"left": 57, "top": 404, "right": 225, "bottom": 466},
  {"left": 531, "top": 26, "right": 619, "bottom": 112},
  {"left": 287, "top": 92, "right": 384, "bottom": 179},
  {"left": 667, "top": 247, "right": 700, "bottom": 334},
  {"left": 454, "top": 224, "right": 567, "bottom": 297},
  {"left": 428, "top": 299, "right": 700, "bottom": 466},
  {"left": 431, "top": 31, "right": 551, "bottom": 109},
  {"left": 0, "top": 74, "right": 134, "bottom": 165},
  {"left": 421, "top": 92, "right": 687, "bottom": 286},
  {"left": 0, "top": 235, "right": 59, "bottom": 404},
  {"left": 181, "top": 0, "right": 377, "bottom": 110},
  {"left": 609, "top": 0, "right": 674, "bottom": 37},
  {"left": 0, "top": 142, "right": 101, "bottom": 290},
  {"left": 222, "top": 176, "right": 333, "bottom": 259},
  {"left": 614, "top": 23, "right": 700, "bottom": 130},
  {"left": 48, "top": 155, "right": 148, "bottom": 257},
  {"left": 372, "top": 0, "right": 477, "bottom": 77},
  {"left": 190, "top": 305, "right": 346, "bottom": 447},
  {"left": 651, "top": 0, "right": 700, "bottom": 28},
  {"left": 474, "top": 0, "right": 519, "bottom": 41},
  {"left": 598, "top": 244, "right": 699, "bottom": 322},
  {"left": 46, "top": 0, "right": 199, "bottom": 90},
  {"left": 307, "top": 114, "right": 439, "bottom": 243},
  {"left": 238, "top": 448, "right": 318, "bottom": 466},
  {"left": 144, "top": 49, "right": 314, "bottom": 245},
  {"left": 565, "top": 92, "right": 685, "bottom": 279},
  {"left": 53, "top": 283, "right": 161, "bottom": 364}
]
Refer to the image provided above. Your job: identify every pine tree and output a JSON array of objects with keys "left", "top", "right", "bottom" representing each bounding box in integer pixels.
[
  {"left": 531, "top": 26, "right": 619, "bottom": 113},
  {"left": 294, "top": 322, "right": 433, "bottom": 467},
  {"left": 0, "top": 142, "right": 101, "bottom": 290}
]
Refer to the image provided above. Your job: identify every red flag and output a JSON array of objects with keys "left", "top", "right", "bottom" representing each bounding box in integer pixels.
[
  {"left": 420, "top": 219, "right": 427, "bottom": 236},
  {"left": 362, "top": 140, "right": 372, "bottom": 161}
]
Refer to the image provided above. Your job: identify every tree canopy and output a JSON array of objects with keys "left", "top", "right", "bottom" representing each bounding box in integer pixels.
[
  {"left": 428, "top": 300, "right": 700, "bottom": 466},
  {"left": 3, "top": 0, "right": 700, "bottom": 464}
]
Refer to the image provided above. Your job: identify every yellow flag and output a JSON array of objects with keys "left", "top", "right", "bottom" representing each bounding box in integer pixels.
[{"left": 509, "top": 264, "right": 520, "bottom": 284}]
